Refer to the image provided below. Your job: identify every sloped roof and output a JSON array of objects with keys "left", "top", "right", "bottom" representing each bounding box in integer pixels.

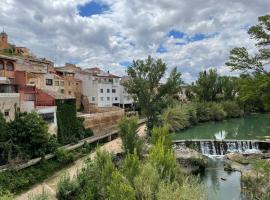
[{"left": 42, "top": 89, "right": 74, "bottom": 100}]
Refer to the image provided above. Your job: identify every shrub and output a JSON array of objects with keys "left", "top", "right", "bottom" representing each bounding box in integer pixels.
[
  {"left": 209, "top": 103, "right": 227, "bottom": 121},
  {"left": 161, "top": 106, "right": 190, "bottom": 131},
  {"left": 182, "top": 103, "right": 198, "bottom": 125},
  {"left": 106, "top": 171, "right": 136, "bottom": 200},
  {"left": 118, "top": 117, "right": 143, "bottom": 156},
  {"left": 57, "top": 175, "right": 79, "bottom": 200},
  {"left": 222, "top": 101, "right": 243, "bottom": 118},
  {"left": 55, "top": 148, "right": 75, "bottom": 165},
  {"left": 0, "top": 189, "right": 14, "bottom": 200},
  {"left": 195, "top": 102, "right": 212, "bottom": 122}
]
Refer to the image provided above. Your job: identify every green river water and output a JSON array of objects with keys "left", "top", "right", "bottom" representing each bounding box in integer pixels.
[
  {"left": 172, "top": 113, "right": 270, "bottom": 141},
  {"left": 172, "top": 113, "right": 270, "bottom": 200}
]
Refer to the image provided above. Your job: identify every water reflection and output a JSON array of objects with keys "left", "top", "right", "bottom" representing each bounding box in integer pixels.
[
  {"left": 201, "top": 157, "right": 247, "bottom": 200},
  {"left": 172, "top": 113, "right": 270, "bottom": 140}
]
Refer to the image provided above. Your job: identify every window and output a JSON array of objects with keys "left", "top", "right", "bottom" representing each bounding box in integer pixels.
[
  {"left": 46, "top": 79, "right": 53, "bottom": 86},
  {"left": 0, "top": 61, "right": 4, "bottom": 70},
  {"left": 68, "top": 91, "right": 72, "bottom": 95},
  {"left": 112, "top": 89, "right": 116, "bottom": 93},
  {"left": 4, "top": 110, "right": 9, "bottom": 117},
  {"left": 60, "top": 89, "right": 64, "bottom": 94},
  {"left": 29, "top": 81, "right": 35, "bottom": 85},
  {"left": 100, "top": 97, "right": 104, "bottom": 101},
  {"left": 60, "top": 81, "right": 64, "bottom": 86},
  {"left": 115, "top": 97, "right": 118, "bottom": 101},
  {"left": 107, "top": 97, "right": 110, "bottom": 101},
  {"left": 92, "top": 97, "right": 95, "bottom": 101},
  {"left": 107, "top": 89, "right": 110, "bottom": 93},
  {"left": 6, "top": 62, "right": 14, "bottom": 71},
  {"left": 55, "top": 81, "right": 59, "bottom": 86},
  {"left": 100, "top": 89, "right": 103, "bottom": 93},
  {"left": 68, "top": 82, "right": 71, "bottom": 86},
  {"left": 39, "top": 113, "right": 54, "bottom": 123},
  {"left": 109, "top": 79, "right": 113, "bottom": 83}
]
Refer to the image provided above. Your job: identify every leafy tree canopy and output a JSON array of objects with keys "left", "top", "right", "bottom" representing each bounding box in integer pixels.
[{"left": 124, "top": 56, "right": 183, "bottom": 134}]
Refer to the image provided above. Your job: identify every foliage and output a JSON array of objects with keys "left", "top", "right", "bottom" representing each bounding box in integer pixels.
[
  {"left": 56, "top": 127, "right": 205, "bottom": 200},
  {"left": 151, "top": 126, "right": 172, "bottom": 150},
  {"left": 8, "top": 112, "right": 50, "bottom": 159},
  {"left": 209, "top": 103, "right": 227, "bottom": 121},
  {"left": 0, "top": 159, "right": 64, "bottom": 194},
  {"left": 221, "top": 101, "right": 243, "bottom": 118},
  {"left": 161, "top": 106, "right": 190, "bottom": 132},
  {"left": 0, "top": 189, "right": 14, "bottom": 200},
  {"left": 106, "top": 171, "right": 136, "bottom": 200},
  {"left": 55, "top": 148, "right": 75, "bottom": 165},
  {"left": 124, "top": 56, "right": 183, "bottom": 134},
  {"left": 118, "top": 117, "right": 143, "bottom": 156},
  {"left": 57, "top": 175, "right": 80, "bottom": 200},
  {"left": 56, "top": 100, "right": 93, "bottom": 145},
  {"left": 226, "top": 15, "right": 270, "bottom": 110},
  {"left": 121, "top": 152, "right": 140, "bottom": 185},
  {"left": 193, "top": 69, "right": 221, "bottom": 102},
  {"left": 241, "top": 159, "right": 270, "bottom": 199},
  {"left": 161, "top": 101, "right": 243, "bottom": 132},
  {"left": 149, "top": 135, "right": 177, "bottom": 181}
]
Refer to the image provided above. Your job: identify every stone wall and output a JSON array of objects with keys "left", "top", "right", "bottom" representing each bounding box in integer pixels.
[{"left": 82, "top": 109, "right": 125, "bottom": 136}]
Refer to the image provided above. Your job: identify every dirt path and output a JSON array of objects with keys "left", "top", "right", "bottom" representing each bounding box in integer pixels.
[{"left": 16, "top": 124, "right": 146, "bottom": 200}]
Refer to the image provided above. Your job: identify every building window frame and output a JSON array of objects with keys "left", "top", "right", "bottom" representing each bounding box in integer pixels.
[
  {"left": 46, "top": 79, "right": 53, "bottom": 86},
  {"left": 6, "top": 62, "right": 14, "bottom": 71},
  {"left": 0, "top": 61, "right": 4, "bottom": 70}
]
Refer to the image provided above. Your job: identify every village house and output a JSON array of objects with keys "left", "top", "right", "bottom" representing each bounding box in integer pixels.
[
  {"left": 55, "top": 63, "right": 82, "bottom": 109},
  {"left": 119, "top": 76, "right": 134, "bottom": 110},
  {"left": 75, "top": 68, "right": 121, "bottom": 108}
]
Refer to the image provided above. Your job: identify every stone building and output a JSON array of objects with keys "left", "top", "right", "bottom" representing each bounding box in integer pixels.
[
  {"left": 0, "top": 55, "right": 16, "bottom": 84},
  {"left": 0, "top": 32, "right": 30, "bottom": 57},
  {"left": 55, "top": 63, "right": 82, "bottom": 109}
]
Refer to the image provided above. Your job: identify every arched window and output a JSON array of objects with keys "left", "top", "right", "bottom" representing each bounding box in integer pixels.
[
  {"left": 6, "top": 62, "right": 14, "bottom": 71},
  {"left": 0, "top": 61, "right": 4, "bottom": 70}
]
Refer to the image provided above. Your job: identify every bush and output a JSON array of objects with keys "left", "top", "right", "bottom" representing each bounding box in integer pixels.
[
  {"left": 195, "top": 102, "right": 212, "bottom": 122},
  {"left": 222, "top": 101, "right": 243, "bottom": 118},
  {"left": 161, "top": 106, "right": 190, "bottom": 131},
  {"left": 55, "top": 148, "right": 75, "bottom": 165},
  {"left": 118, "top": 117, "right": 143, "bottom": 156},
  {"left": 57, "top": 175, "right": 80, "bottom": 200},
  {"left": 0, "top": 189, "right": 14, "bottom": 200},
  {"left": 209, "top": 103, "right": 227, "bottom": 121}
]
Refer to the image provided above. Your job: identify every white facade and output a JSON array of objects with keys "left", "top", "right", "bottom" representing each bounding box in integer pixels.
[
  {"left": 36, "top": 106, "right": 57, "bottom": 135},
  {"left": 75, "top": 70, "right": 121, "bottom": 107},
  {"left": 119, "top": 84, "right": 134, "bottom": 105},
  {"left": 0, "top": 93, "right": 20, "bottom": 121}
]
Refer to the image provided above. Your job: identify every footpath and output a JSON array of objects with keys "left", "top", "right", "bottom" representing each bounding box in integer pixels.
[{"left": 16, "top": 124, "right": 146, "bottom": 200}]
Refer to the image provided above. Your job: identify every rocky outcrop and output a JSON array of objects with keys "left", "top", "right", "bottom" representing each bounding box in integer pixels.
[{"left": 174, "top": 147, "right": 208, "bottom": 173}]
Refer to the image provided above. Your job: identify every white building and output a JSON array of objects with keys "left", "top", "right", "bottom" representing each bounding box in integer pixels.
[{"left": 75, "top": 68, "right": 121, "bottom": 107}]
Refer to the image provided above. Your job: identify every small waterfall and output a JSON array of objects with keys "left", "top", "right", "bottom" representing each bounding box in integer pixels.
[{"left": 173, "top": 140, "right": 261, "bottom": 156}]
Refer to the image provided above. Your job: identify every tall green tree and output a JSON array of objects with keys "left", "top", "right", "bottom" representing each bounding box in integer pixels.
[
  {"left": 226, "top": 15, "right": 270, "bottom": 110},
  {"left": 8, "top": 112, "right": 50, "bottom": 158},
  {"left": 124, "top": 56, "right": 183, "bottom": 134},
  {"left": 193, "top": 69, "right": 221, "bottom": 102}
]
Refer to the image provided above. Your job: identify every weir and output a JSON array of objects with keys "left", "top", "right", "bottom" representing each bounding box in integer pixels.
[{"left": 173, "top": 140, "right": 270, "bottom": 156}]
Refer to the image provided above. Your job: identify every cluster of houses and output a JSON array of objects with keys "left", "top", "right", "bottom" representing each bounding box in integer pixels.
[{"left": 0, "top": 31, "right": 133, "bottom": 134}]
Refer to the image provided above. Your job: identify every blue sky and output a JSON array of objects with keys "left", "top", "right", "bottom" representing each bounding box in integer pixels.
[
  {"left": 78, "top": 1, "right": 109, "bottom": 17},
  {"left": 0, "top": 0, "right": 269, "bottom": 83}
]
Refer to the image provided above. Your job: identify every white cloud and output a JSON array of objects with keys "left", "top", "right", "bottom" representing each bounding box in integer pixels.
[{"left": 0, "top": 0, "right": 269, "bottom": 82}]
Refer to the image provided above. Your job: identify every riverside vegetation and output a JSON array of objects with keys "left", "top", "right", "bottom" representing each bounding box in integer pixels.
[{"left": 56, "top": 118, "right": 205, "bottom": 200}]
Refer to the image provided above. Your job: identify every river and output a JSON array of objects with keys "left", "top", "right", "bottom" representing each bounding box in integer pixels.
[{"left": 172, "top": 113, "right": 270, "bottom": 200}]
